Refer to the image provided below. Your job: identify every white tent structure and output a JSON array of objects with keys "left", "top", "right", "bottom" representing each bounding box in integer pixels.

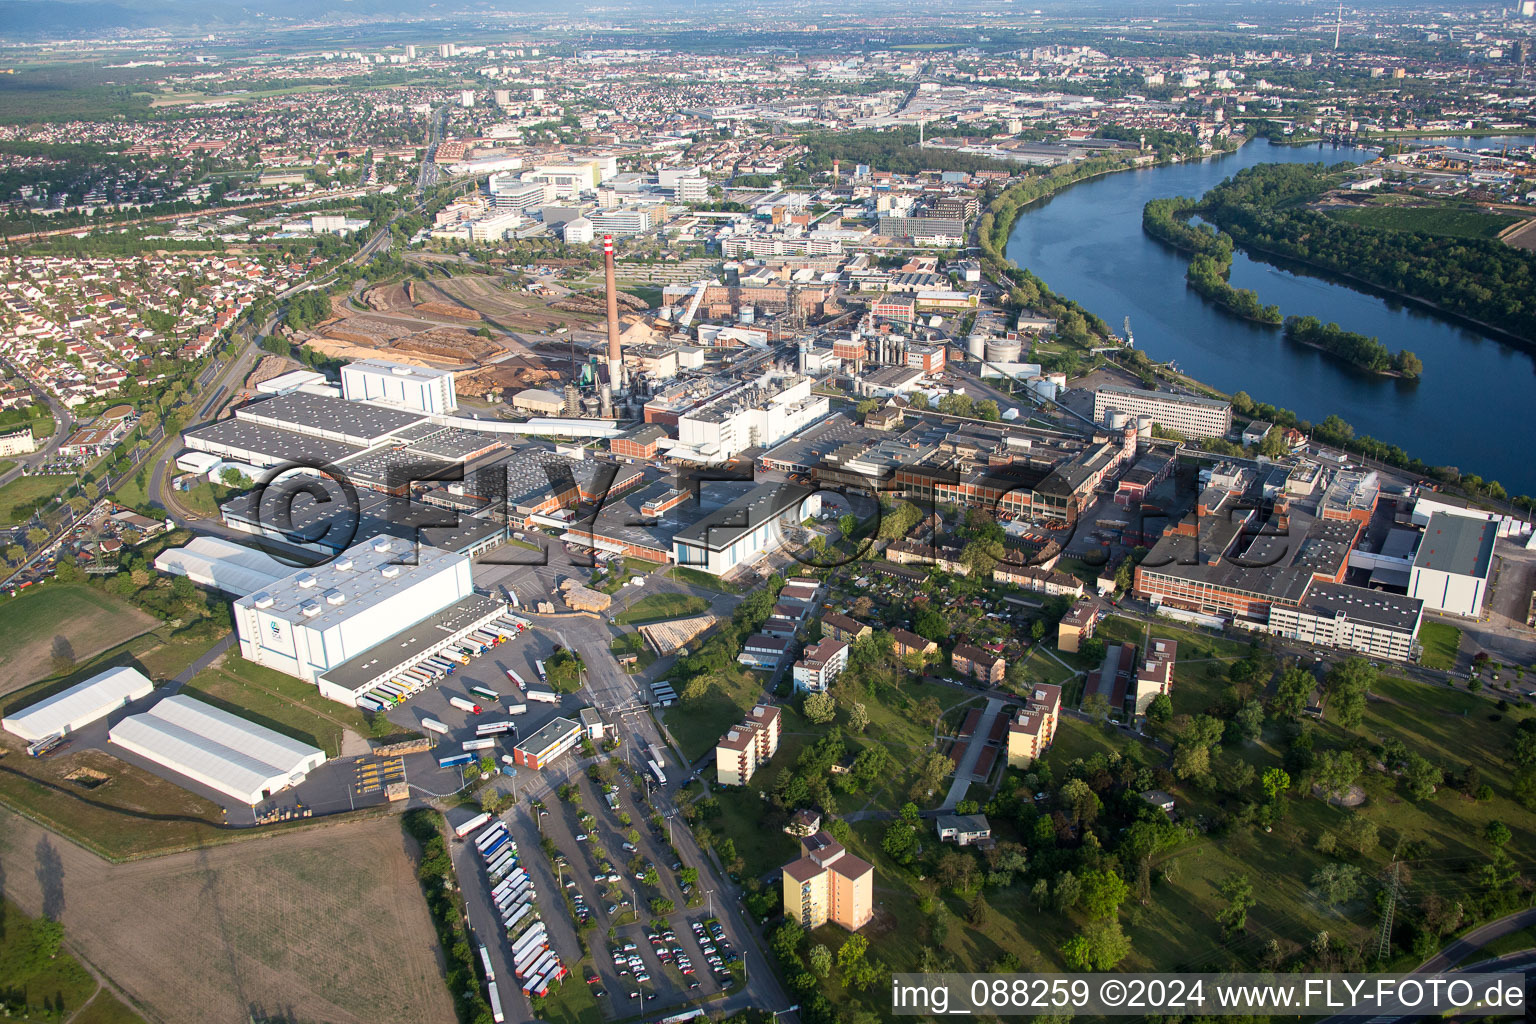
[
  {"left": 2, "top": 666, "right": 154, "bottom": 743},
  {"left": 154, "top": 536, "right": 293, "bottom": 597},
  {"left": 109, "top": 695, "right": 326, "bottom": 805}
]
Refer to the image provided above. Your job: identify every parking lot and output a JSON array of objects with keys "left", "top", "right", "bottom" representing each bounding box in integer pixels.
[{"left": 531, "top": 760, "right": 746, "bottom": 1013}]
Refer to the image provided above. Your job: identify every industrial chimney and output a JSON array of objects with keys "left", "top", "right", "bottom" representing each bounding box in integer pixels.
[{"left": 603, "top": 234, "right": 623, "bottom": 393}]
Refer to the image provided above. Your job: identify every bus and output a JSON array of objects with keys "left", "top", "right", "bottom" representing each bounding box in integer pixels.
[
  {"left": 463, "top": 737, "right": 496, "bottom": 752},
  {"left": 534, "top": 659, "right": 547, "bottom": 680},
  {"left": 438, "top": 752, "right": 474, "bottom": 769},
  {"left": 647, "top": 759, "right": 667, "bottom": 787},
  {"left": 470, "top": 685, "right": 501, "bottom": 703},
  {"left": 504, "top": 668, "right": 525, "bottom": 689},
  {"left": 421, "top": 718, "right": 449, "bottom": 736},
  {"left": 476, "top": 720, "right": 517, "bottom": 737}
]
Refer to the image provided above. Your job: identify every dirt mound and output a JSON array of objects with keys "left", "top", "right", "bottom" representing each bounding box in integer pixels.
[{"left": 551, "top": 290, "right": 648, "bottom": 314}]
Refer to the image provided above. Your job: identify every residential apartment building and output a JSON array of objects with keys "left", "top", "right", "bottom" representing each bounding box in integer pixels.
[
  {"left": 781, "top": 831, "right": 874, "bottom": 931},
  {"left": 1057, "top": 598, "right": 1103, "bottom": 653},
  {"left": 820, "top": 613, "right": 871, "bottom": 644},
  {"left": 713, "top": 704, "right": 782, "bottom": 786},
  {"left": 1132, "top": 638, "right": 1177, "bottom": 716},
  {"left": 993, "top": 563, "right": 1084, "bottom": 599},
  {"left": 1006, "top": 683, "right": 1063, "bottom": 768},
  {"left": 1092, "top": 385, "right": 1232, "bottom": 440},
  {"left": 891, "top": 628, "right": 938, "bottom": 661},
  {"left": 792, "top": 638, "right": 849, "bottom": 693},
  {"left": 952, "top": 644, "right": 1005, "bottom": 686}
]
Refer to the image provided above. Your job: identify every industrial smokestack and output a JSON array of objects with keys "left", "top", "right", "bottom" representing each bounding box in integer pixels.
[{"left": 603, "top": 234, "right": 623, "bottom": 393}]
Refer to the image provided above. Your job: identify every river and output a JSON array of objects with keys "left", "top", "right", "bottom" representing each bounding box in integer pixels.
[{"left": 1004, "top": 135, "right": 1536, "bottom": 497}]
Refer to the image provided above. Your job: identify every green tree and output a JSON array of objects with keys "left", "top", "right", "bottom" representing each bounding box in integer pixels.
[
  {"left": 808, "top": 943, "right": 832, "bottom": 977},
  {"left": 1310, "top": 863, "right": 1363, "bottom": 908},
  {"left": 1215, "top": 874, "right": 1256, "bottom": 937},
  {"left": 1146, "top": 692, "right": 1173, "bottom": 723},
  {"left": 1315, "top": 750, "right": 1361, "bottom": 802},
  {"left": 1078, "top": 869, "right": 1130, "bottom": 920},
  {"left": 1261, "top": 767, "right": 1291, "bottom": 801},
  {"left": 847, "top": 702, "right": 869, "bottom": 733},
  {"left": 803, "top": 691, "right": 836, "bottom": 724},
  {"left": 1273, "top": 665, "right": 1314, "bottom": 720},
  {"left": 1060, "top": 918, "right": 1131, "bottom": 971},
  {"left": 1325, "top": 658, "right": 1375, "bottom": 727}
]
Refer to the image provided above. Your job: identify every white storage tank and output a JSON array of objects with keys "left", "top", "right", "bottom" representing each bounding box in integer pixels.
[
  {"left": 1136, "top": 414, "right": 1154, "bottom": 437},
  {"left": 1106, "top": 411, "right": 1129, "bottom": 430},
  {"left": 966, "top": 334, "right": 987, "bottom": 359},
  {"left": 985, "top": 338, "right": 1022, "bottom": 363}
]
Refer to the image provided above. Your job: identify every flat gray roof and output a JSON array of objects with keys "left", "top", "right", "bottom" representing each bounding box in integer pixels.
[
  {"left": 184, "top": 417, "right": 364, "bottom": 466},
  {"left": 674, "top": 481, "right": 812, "bottom": 551},
  {"left": 236, "top": 392, "right": 426, "bottom": 444},
  {"left": 1414, "top": 513, "right": 1497, "bottom": 578},
  {"left": 1097, "top": 384, "right": 1231, "bottom": 410},
  {"left": 1302, "top": 582, "right": 1422, "bottom": 631},
  {"left": 319, "top": 593, "right": 504, "bottom": 691}
]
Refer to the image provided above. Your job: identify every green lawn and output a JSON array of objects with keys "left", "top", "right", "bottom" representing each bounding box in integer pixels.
[
  {"left": 609, "top": 632, "right": 657, "bottom": 674},
  {"left": 659, "top": 663, "right": 766, "bottom": 763},
  {"left": 1416, "top": 620, "right": 1462, "bottom": 671},
  {"left": 70, "top": 989, "right": 149, "bottom": 1024},
  {"left": 533, "top": 967, "right": 602, "bottom": 1024},
  {"left": 1325, "top": 203, "right": 1521, "bottom": 240},
  {"left": 209, "top": 655, "right": 399, "bottom": 742},
  {"left": 0, "top": 899, "right": 124, "bottom": 1022},
  {"left": 614, "top": 592, "right": 710, "bottom": 625},
  {"left": 0, "top": 472, "right": 76, "bottom": 526},
  {"left": 663, "top": 566, "right": 743, "bottom": 594}
]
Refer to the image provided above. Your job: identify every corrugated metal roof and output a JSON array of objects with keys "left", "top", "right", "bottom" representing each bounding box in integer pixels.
[{"left": 1, "top": 666, "right": 154, "bottom": 742}]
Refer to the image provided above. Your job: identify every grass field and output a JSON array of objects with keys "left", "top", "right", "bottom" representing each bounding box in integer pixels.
[
  {"left": 533, "top": 970, "right": 602, "bottom": 1024},
  {"left": 1416, "top": 620, "right": 1462, "bottom": 671},
  {"left": 0, "top": 811, "right": 455, "bottom": 1024},
  {"left": 659, "top": 662, "right": 766, "bottom": 763},
  {"left": 0, "top": 584, "right": 158, "bottom": 697},
  {"left": 609, "top": 632, "right": 657, "bottom": 673},
  {"left": 0, "top": 898, "right": 115, "bottom": 1022},
  {"left": 1324, "top": 202, "right": 1521, "bottom": 239},
  {"left": 0, "top": 472, "right": 76, "bottom": 526},
  {"left": 663, "top": 566, "right": 743, "bottom": 594},
  {"left": 183, "top": 667, "right": 345, "bottom": 756},
  {"left": 614, "top": 592, "right": 710, "bottom": 625},
  {"left": 70, "top": 989, "right": 147, "bottom": 1024}
]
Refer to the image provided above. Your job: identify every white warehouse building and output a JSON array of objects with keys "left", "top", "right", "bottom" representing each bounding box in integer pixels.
[
  {"left": 233, "top": 536, "right": 474, "bottom": 685},
  {"left": 1408, "top": 513, "right": 1497, "bottom": 618},
  {"left": 673, "top": 372, "right": 829, "bottom": 464},
  {"left": 2, "top": 666, "right": 154, "bottom": 743},
  {"left": 341, "top": 359, "right": 458, "bottom": 415},
  {"left": 109, "top": 695, "right": 326, "bottom": 805}
]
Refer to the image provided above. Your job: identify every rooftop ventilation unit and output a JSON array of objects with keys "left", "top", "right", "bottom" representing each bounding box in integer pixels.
[
  {"left": 295, "top": 572, "right": 317, "bottom": 589},
  {"left": 252, "top": 592, "right": 274, "bottom": 609},
  {"left": 300, "top": 600, "right": 321, "bottom": 617},
  {"left": 324, "top": 589, "right": 346, "bottom": 605},
  {"left": 380, "top": 565, "right": 401, "bottom": 578},
  {"left": 373, "top": 538, "right": 393, "bottom": 553},
  {"left": 333, "top": 556, "right": 354, "bottom": 571}
]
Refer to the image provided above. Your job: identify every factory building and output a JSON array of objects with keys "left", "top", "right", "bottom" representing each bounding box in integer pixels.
[
  {"left": 109, "top": 695, "right": 326, "bottom": 805},
  {"left": 233, "top": 536, "right": 474, "bottom": 686},
  {"left": 673, "top": 372, "right": 829, "bottom": 464},
  {"left": 1093, "top": 385, "right": 1232, "bottom": 440},
  {"left": 1408, "top": 513, "right": 1497, "bottom": 618},
  {"left": 673, "top": 482, "right": 818, "bottom": 576},
  {"left": 341, "top": 359, "right": 458, "bottom": 415},
  {"left": 513, "top": 717, "right": 582, "bottom": 769},
  {"left": 2, "top": 666, "right": 154, "bottom": 744}
]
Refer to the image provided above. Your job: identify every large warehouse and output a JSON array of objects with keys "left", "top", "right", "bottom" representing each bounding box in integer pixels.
[
  {"left": 109, "top": 695, "right": 326, "bottom": 805},
  {"left": 233, "top": 535, "right": 474, "bottom": 684},
  {"left": 672, "top": 482, "right": 818, "bottom": 575},
  {"left": 1409, "top": 512, "right": 1497, "bottom": 618},
  {"left": 1, "top": 666, "right": 154, "bottom": 743},
  {"left": 153, "top": 536, "right": 293, "bottom": 596}
]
